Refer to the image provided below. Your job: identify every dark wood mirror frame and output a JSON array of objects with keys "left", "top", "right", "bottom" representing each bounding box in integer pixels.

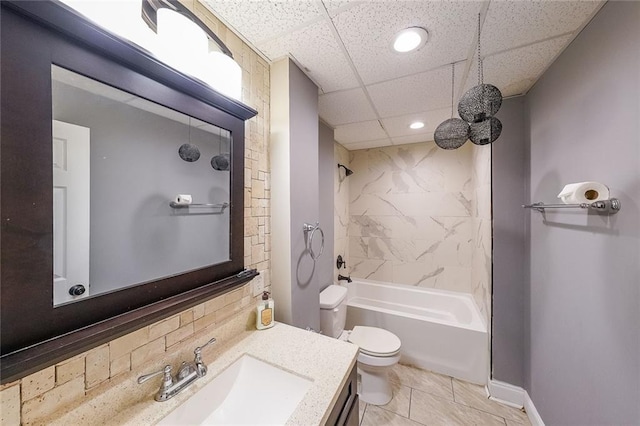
[{"left": 0, "top": 1, "right": 258, "bottom": 383}]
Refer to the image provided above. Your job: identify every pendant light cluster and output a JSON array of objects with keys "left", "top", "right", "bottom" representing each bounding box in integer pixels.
[{"left": 435, "top": 13, "right": 503, "bottom": 150}]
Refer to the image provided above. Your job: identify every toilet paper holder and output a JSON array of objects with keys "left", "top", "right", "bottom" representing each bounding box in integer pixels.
[{"left": 523, "top": 198, "right": 621, "bottom": 214}]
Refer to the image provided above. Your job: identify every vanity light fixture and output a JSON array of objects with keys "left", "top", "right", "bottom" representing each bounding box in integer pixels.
[
  {"left": 409, "top": 121, "right": 425, "bottom": 130},
  {"left": 392, "top": 27, "right": 428, "bottom": 53}
]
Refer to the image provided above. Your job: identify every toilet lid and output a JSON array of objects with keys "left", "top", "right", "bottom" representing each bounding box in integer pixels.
[{"left": 348, "top": 326, "right": 401, "bottom": 356}]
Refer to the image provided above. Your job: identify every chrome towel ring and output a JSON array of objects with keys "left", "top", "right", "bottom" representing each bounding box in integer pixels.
[{"left": 303, "top": 222, "right": 324, "bottom": 261}]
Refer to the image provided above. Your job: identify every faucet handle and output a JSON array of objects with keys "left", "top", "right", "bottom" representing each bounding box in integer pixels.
[
  {"left": 137, "top": 365, "right": 172, "bottom": 386},
  {"left": 193, "top": 337, "right": 216, "bottom": 377},
  {"left": 194, "top": 337, "right": 217, "bottom": 355}
]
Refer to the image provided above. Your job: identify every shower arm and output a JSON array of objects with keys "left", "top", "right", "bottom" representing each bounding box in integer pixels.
[{"left": 338, "top": 164, "right": 353, "bottom": 176}]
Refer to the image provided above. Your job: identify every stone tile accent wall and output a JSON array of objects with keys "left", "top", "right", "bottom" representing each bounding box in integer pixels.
[
  {"left": 0, "top": 2, "right": 271, "bottom": 424},
  {"left": 334, "top": 142, "right": 350, "bottom": 283},
  {"left": 347, "top": 142, "right": 475, "bottom": 293}
]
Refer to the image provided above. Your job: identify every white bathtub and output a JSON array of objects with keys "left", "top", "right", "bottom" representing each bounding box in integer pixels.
[{"left": 345, "top": 279, "right": 488, "bottom": 385}]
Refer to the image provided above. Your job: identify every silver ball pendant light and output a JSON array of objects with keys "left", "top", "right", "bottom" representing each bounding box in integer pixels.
[
  {"left": 469, "top": 116, "right": 502, "bottom": 145},
  {"left": 458, "top": 83, "right": 502, "bottom": 123},
  {"left": 458, "top": 13, "right": 503, "bottom": 145},
  {"left": 434, "top": 63, "right": 469, "bottom": 150}
]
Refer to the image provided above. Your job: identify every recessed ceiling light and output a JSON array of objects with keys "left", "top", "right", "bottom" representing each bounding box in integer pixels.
[
  {"left": 410, "top": 121, "right": 425, "bottom": 130},
  {"left": 392, "top": 27, "right": 429, "bottom": 53}
]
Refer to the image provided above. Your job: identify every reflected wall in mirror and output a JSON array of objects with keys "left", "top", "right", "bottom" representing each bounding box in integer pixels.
[{"left": 52, "top": 66, "right": 232, "bottom": 306}]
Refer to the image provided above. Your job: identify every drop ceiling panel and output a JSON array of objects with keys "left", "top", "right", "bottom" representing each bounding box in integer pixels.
[
  {"left": 391, "top": 133, "right": 435, "bottom": 146},
  {"left": 381, "top": 107, "right": 451, "bottom": 138},
  {"left": 322, "top": 0, "right": 365, "bottom": 18},
  {"left": 341, "top": 138, "right": 393, "bottom": 151},
  {"left": 481, "top": 0, "right": 603, "bottom": 55},
  {"left": 335, "top": 120, "right": 387, "bottom": 144},
  {"left": 463, "top": 35, "right": 573, "bottom": 97},
  {"left": 257, "top": 21, "right": 359, "bottom": 92},
  {"left": 319, "top": 88, "right": 378, "bottom": 126},
  {"left": 203, "top": 0, "right": 321, "bottom": 44},
  {"left": 367, "top": 62, "right": 465, "bottom": 118},
  {"left": 331, "top": 1, "right": 480, "bottom": 85}
]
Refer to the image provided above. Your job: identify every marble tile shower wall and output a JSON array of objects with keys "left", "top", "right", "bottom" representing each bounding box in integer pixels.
[
  {"left": 0, "top": 1, "right": 271, "bottom": 424},
  {"left": 347, "top": 142, "right": 476, "bottom": 294},
  {"left": 470, "top": 145, "right": 492, "bottom": 324},
  {"left": 334, "top": 143, "right": 350, "bottom": 283}
]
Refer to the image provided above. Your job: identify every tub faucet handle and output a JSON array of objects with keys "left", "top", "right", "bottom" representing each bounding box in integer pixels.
[{"left": 337, "top": 255, "right": 346, "bottom": 270}]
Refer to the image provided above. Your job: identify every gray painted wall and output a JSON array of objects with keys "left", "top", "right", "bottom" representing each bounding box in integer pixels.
[
  {"left": 491, "top": 97, "right": 526, "bottom": 387},
  {"left": 53, "top": 82, "right": 230, "bottom": 296},
  {"left": 318, "top": 122, "right": 335, "bottom": 290},
  {"left": 524, "top": 1, "right": 640, "bottom": 424},
  {"left": 288, "top": 60, "right": 321, "bottom": 330},
  {"left": 270, "top": 59, "right": 321, "bottom": 331}
]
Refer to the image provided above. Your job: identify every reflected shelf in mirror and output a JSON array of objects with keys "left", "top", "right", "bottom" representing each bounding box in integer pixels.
[{"left": 169, "top": 201, "right": 229, "bottom": 214}]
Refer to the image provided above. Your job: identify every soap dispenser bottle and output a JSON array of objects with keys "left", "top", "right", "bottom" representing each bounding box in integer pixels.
[{"left": 256, "top": 291, "right": 275, "bottom": 330}]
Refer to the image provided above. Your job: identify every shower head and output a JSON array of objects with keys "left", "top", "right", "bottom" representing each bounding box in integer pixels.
[{"left": 338, "top": 164, "right": 353, "bottom": 177}]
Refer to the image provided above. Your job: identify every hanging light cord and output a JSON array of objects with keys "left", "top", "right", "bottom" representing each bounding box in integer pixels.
[
  {"left": 477, "top": 13, "right": 482, "bottom": 86},
  {"left": 450, "top": 63, "right": 455, "bottom": 119}
]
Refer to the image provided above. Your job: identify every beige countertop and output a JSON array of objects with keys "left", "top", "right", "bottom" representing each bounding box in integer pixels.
[{"left": 45, "top": 323, "right": 358, "bottom": 426}]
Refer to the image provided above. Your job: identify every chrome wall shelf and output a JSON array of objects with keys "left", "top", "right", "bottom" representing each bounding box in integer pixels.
[{"left": 523, "top": 198, "right": 621, "bottom": 214}]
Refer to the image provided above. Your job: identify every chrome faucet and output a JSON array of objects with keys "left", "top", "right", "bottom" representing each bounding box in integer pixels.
[{"left": 138, "top": 337, "right": 216, "bottom": 401}]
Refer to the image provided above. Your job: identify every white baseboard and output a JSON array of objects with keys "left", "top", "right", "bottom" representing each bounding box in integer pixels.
[
  {"left": 524, "top": 391, "right": 545, "bottom": 426},
  {"left": 487, "top": 379, "right": 545, "bottom": 426},
  {"left": 488, "top": 379, "right": 525, "bottom": 408}
]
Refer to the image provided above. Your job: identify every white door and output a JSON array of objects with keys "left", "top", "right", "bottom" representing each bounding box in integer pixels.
[{"left": 52, "top": 120, "right": 90, "bottom": 305}]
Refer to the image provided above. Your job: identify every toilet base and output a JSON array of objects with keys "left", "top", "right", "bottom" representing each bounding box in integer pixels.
[{"left": 356, "top": 353, "right": 400, "bottom": 406}]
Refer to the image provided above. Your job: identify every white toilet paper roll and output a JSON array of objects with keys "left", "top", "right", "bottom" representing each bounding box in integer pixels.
[
  {"left": 557, "top": 182, "right": 610, "bottom": 204},
  {"left": 174, "top": 194, "right": 192, "bottom": 205}
]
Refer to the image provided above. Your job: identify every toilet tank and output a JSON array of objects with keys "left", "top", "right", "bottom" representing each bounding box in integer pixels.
[{"left": 319, "top": 285, "right": 348, "bottom": 338}]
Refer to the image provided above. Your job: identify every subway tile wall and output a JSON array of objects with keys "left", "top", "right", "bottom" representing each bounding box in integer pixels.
[{"left": 0, "top": 1, "right": 271, "bottom": 424}]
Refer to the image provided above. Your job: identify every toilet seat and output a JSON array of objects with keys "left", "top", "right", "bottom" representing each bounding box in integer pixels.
[{"left": 348, "top": 326, "right": 401, "bottom": 357}]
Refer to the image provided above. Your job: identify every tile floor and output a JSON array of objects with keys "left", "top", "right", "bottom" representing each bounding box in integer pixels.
[{"left": 358, "top": 364, "right": 531, "bottom": 426}]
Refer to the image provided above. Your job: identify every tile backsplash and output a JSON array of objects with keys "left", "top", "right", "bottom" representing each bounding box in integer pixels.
[{"left": 0, "top": 1, "right": 271, "bottom": 424}]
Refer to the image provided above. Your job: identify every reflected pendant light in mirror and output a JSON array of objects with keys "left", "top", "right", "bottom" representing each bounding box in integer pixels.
[
  {"left": 434, "top": 63, "right": 469, "bottom": 150},
  {"left": 178, "top": 117, "right": 201, "bottom": 162},
  {"left": 211, "top": 127, "right": 230, "bottom": 171}
]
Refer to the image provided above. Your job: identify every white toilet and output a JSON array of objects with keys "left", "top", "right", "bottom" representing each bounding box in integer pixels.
[{"left": 319, "top": 285, "right": 401, "bottom": 405}]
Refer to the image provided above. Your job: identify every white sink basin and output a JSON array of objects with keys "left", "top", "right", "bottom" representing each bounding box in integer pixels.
[{"left": 157, "top": 355, "right": 312, "bottom": 425}]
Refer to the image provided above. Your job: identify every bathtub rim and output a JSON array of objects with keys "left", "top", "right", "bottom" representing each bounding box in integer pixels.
[{"left": 344, "top": 278, "right": 487, "bottom": 333}]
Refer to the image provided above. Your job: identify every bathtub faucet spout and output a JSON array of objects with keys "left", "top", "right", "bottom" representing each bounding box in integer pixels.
[{"left": 338, "top": 274, "right": 352, "bottom": 283}]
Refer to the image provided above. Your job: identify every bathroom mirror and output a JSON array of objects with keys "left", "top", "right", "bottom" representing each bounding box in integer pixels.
[
  {"left": 51, "top": 66, "right": 232, "bottom": 306},
  {"left": 1, "top": 1, "right": 257, "bottom": 382}
]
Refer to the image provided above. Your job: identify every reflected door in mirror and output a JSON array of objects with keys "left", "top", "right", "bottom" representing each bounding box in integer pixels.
[{"left": 53, "top": 120, "right": 91, "bottom": 305}]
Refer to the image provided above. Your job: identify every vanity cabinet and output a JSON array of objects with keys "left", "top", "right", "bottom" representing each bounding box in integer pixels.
[{"left": 325, "top": 362, "right": 359, "bottom": 426}]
